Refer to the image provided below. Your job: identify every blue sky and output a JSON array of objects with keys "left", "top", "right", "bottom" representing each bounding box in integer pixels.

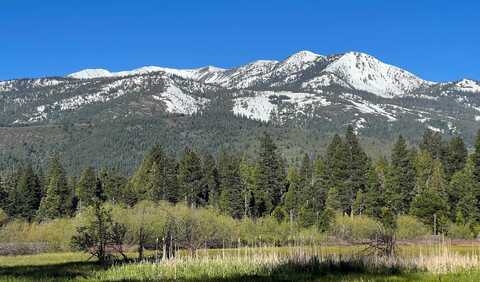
[{"left": 1, "top": 0, "right": 478, "bottom": 81}]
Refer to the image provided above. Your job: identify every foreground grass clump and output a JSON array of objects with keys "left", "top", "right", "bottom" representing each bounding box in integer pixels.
[{"left": 2, "top": 245, "right": 480, "bottom": 281}]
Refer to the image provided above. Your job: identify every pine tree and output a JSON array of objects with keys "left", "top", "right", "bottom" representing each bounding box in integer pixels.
[
  {"left": 364, "top": 159, "right": 387, "bottom": 219},
  {"left": 76, "top": 167, "right": 98, "bottom": 208},
  {"left": 37, "top": 156, "right": 71, "bottom": 220},
  {"left": 99, "top": 167, "right": 127, "bottom": 204},
  {"left": 201, "top": 153, "right": 218, "bottom": 206},
  {"left": 282, "top": 168, "right": 303, "bottom": 220},
  {"left": 444, "top": 136, "right": 468, "bottom": 180},
  {"left": 239, "top": 157, "right": 257, "bottom": 217},
  {"left": 471, "top": 129, "right": 480, "bottom": 183},
  {"left": 325, "top": 187, "right": 342, "bottom": 211},
  {"left": 448, "top": 160, "right": 480, "bottom": 222},
  {"left": 324, "top": 134, "right": 350, "bottom": 214},
  {"left": 218, "top": 153, "right": 244, "bottom": 219},
  {"left": 254, "top": 133, "right": 286, "bottom": 216},
  {"left": 312, "top": 157, "right": 328, "bottom": 213},
  {"left": 178, "top": 147, "right": 203, "bottom": 208},
  {"left": 410, "top": 160, "right": 449, "bottom": 233},
  {"left": 148, "top": 149, "right": 179, "bottom": 203},
  {"left": 7, "top": 165, "right": 42, "bottom": 221},
  {"left": 345, "top": 125, "right": 370, "bottom": 210},
  {"left": 386, "top": 135, "right": 416, "bottom": 214},
  {"left": 419, "top": 129, "right": 446, "bottom": 161}
]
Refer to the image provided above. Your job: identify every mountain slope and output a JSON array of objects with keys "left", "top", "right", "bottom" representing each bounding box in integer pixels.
[{"left": 0, "top": 50, "right": 479, "bottom": 173}]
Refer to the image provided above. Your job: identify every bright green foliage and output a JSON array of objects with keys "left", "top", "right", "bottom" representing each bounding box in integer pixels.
[
  {"left": 410, "top": 160, "right": 450, "bottom": 234},
  {"left": 178, "top": 148, "right": 204, "bottom": 208},
  {"left": 448, "top": 160, "right": 480, "bottom": 222},
  {"left": 325, "top": 187, "right": 342, "bottom": 212},
  {"left": 352, "top": 190, "right": 366, "bottom": 215},
  {"left": 76, "top": 167, "right": 98, "bottom": 208},
  {"left": 254, "top": 133, "right": 286, "bottom": 216},
  {"left": 386, "top": 135, "right": 416, "bottom": 214},
  {"left": 37, "top": 156, "right": 72, "bottom": 220},
  {"left": 282, "top": 168, "right": 302, "bottom": 218}
]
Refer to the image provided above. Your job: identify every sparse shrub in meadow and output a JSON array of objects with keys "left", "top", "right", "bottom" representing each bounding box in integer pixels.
[
  {"left": 396, "top": 215, "right": 430, "bottom": 240},
  {"left": 446, "top": 223, "right": 475, "bottom": 239},
  {"left": 329, "top": 214, "right": 379, "bottom": 241}
]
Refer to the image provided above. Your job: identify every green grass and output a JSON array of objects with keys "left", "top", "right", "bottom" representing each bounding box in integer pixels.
[{"left": 1, "top": 245, "right": 480, "bottom": 281}]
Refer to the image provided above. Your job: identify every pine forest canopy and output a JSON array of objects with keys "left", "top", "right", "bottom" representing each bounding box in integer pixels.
[{"left": 1, "top": 127, "right": 480, "bottom": 236}]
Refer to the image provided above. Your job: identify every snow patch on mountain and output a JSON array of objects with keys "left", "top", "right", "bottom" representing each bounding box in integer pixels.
[
  {"left": 301, "top": 73, "right": 351, "bottom": 90},
  {"left": 152, "top": 84, "right": 208, "bottom": 115},
  {"left": 453, "top": 79, "right": 480, "bottom": 93},
  {"left": 273, "top": 51, "right": 323, "bottom": 74},
  {"left": 325, "top": 52, "right": 432, "bottom": 98},
  {"left": 233, "top": 91, "right": 331, "bottom": 122},
  {"left": 341, "top": 93, "right": 397, "bottom": 121}
]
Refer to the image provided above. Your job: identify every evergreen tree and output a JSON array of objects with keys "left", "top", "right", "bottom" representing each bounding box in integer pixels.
[
  {"left": 345, "top": 125, "right": 370, "bottom": 211},
  {"left": 148, "top": 149, "right": 179, "bottom": 203},
  {"left": 7, "top": 165, "right": 42, "bottom": 221},
  {"left": 471, "top": 129, "right": 480, "bottom": 183},
  {"left": 448, "top": 160, "right": 480, "bottom": 222},
  {"left": 419, "top": 129, "right": 445, "bottom": 161},
  {"left": 445, "top": 136, "right": 468, "bottom": 180},
  {"left": 254, "top": 133, "right": 285, "bottom": 216},
  {"left": 325, "top": 187, "right": 342, "bottom": 211},
  {"left": 37, "top": 156, "right": 71, "bottom": 220},
  {"left": 76, "top": 167, "right": 97, "bottom": 208},
  {"left": 410, "top": 160, "right": 449, "bottom": 233},
  {"left": 218, "top": 153, "right": 244, "bottom": 218},
  {"left": 200, "top": 153, "right": 218, "bottom": 206},
  {"left": 282, "top": 168, "right": 303, "bottom": 220},
  {"left": 363, "top": 158, "right": 388, "bottom": 219},
  {"left": 311, "top": 157, "right": 328, "bottom": 213},
  {"left": 324, "top": 134, "right": 350, "bottom": 214},
  {"left": 99, "top": 167, "right": 127, "bottom": 204},
  {"left": 178, "top": 147, "right": 203, "bottom": 208},
  {"left": 239, "top": 157, "right": 257, "bottom": 218},
  {"left": 386, "top": 135, "right": 416, "bottom": 214}
]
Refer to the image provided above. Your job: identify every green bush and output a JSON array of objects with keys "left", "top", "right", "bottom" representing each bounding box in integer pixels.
[
  {"left": 0, "top": 218, "right": 75, "bottom": 251},
  {"left": 0, "top": 209, "right": 8, "bottom": 226},
  {"left": 447, "top": 223, "right": 474, "bottom": 239},
  {"left": 396, "top": 216, "right": 430, "bottom": 240},
  {"left": 329, "top": 214, "right": 379, "bottom": 241}
]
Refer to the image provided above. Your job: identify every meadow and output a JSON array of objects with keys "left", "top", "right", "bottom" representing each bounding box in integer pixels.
[{"left": 2, "top": 244, "right": 480, "bottom": 281}]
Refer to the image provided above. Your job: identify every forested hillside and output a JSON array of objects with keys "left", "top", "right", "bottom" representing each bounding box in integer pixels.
[{"left": 1, "top": 127, "right": 479, "bottom": 236}]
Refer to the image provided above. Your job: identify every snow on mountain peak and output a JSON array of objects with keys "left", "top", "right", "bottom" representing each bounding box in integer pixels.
[
  {"left": 454, "top": 79, "right": 480, "bottom": 93},
  {"left": 324, "top": 52, "right": 430, "bottom": 98},
  {"left": 284, "top": 50, "right": 322, "bottom": 64},
  {"left": 68, "top": 69, "right": 112, "bottom": 79}
]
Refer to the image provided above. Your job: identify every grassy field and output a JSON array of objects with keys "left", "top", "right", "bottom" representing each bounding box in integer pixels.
[{"left": 1, "top": 244, "right": 480, "bottom": 281}]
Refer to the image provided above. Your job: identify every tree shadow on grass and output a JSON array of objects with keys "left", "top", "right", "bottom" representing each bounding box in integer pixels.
[
  {"left": 0, "top": 257, "right": 418, "bottom": 282},
  {"left": 0, "top": 261, "right": 104, "bottom": 281}
]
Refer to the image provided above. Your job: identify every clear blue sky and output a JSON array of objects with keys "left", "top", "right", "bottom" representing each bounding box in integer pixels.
[{"left": 1, "top": 0, "right": 478, "bottom": 81}]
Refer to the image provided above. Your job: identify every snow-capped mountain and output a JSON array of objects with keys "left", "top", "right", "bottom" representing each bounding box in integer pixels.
[
  {"left": 1, "top": 50, "right": 479, "bottom": 139},
  {"left": 1, "top": 50, "right": 480, "bottom": 172}
]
